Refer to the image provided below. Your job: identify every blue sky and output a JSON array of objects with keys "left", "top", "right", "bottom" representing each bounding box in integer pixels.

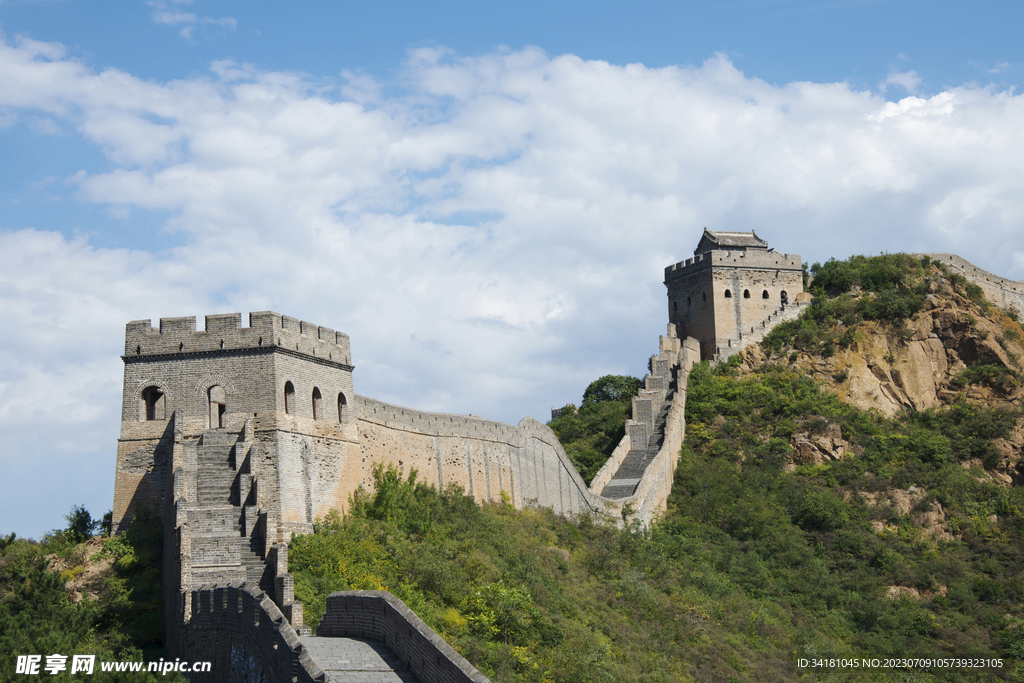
[{"left": 1, "top": 0, "right": 1023, "bottom": 539}]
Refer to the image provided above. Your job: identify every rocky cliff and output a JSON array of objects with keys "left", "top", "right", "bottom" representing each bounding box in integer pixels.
[{"left": 737, "top": 264, "right": 1024, "bottom": 494}]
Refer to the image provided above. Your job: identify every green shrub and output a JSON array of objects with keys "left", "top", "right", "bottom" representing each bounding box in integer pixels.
[
  {"left": 796, "top": 490, "right": 851, "bottom": 531},
  {"left": 549, "top": 374, "right": 641, "bottom": 484},
  {"left": 952, "top": 364, "right": 1021, "bottom": 393}
]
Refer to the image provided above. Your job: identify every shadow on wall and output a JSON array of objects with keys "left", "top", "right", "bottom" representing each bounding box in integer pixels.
[{"left": 117, "top": 420, "right": 175, "bottom": 533}]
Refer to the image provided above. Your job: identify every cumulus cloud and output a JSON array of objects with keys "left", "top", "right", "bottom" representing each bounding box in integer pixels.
[{"left": 1, "top": 36, "right": 1023, "bottom": 536}]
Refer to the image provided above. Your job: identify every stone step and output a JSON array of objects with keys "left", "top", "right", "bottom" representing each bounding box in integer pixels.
[
  {"left": 195, "top": 464, "right": 237, "bottom": 478},
  {"left": 714, "top": 301, "right": 811, "bottom": 363},
  {"left": 198, "top": 446, "right": 235, "bottom": 469},
  {"left": 187, "top": 507, "right": 243, "bottom": 536},
  {"left": 607, "top": 449, "right": 648, "bottom": 480},
  {"left": 601, "top": 478, "right": 640, "bottom": 499},
  {"left": 197, "top": 484, "right": 237, "bottom": 506},
  {"left": 200, "top": 429, "right": 241, "bottom": 447}
]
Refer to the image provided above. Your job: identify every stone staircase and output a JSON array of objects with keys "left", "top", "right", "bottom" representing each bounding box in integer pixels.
[
  {"left": 713, "top": 300, "right": 811, "bottom": 363},
  {"left": 601, "top": 375, "right": 673, "bottom": 500},
  {"left": 189, "top": 429, "right": 271, "bottom": 592}
]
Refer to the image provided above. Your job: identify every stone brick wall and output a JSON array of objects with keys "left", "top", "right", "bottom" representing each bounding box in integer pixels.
[
  {"left": 114, "top": 311, "right": 358, "bottom": 536},
  {"left": 120, "top": 309, "right": 703, "bottom": 678},
  {"left": 355, "top": 396, "right": 609, "bottom": 517},
  {"left": 125, "top": 312, "right": 351, "bottom": 364},
  {"left": 173, "top": 582, "right": 326, "bottom": 683},
  {"left": 318, "top": 591, "right": 490, "bottom": 683},
  {"left": 665, "top": 246, "right": 803, "bottom": 360},
  {"left": 918, "top": 253, "right": 1024, "bottom": 315}
]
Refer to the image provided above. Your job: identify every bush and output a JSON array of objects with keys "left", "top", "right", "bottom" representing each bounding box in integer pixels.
[
  {"left": 797, "top": 490, "right": 851, "bottom": 531},
  {"left": 764, "top": 254, "right": 935, "bottom": 355},
  {"left": 63, "top": 504, "right": 99, "bottom": 543},
  {"left": 951, "top": 364, "right": 1020, "bottom": 393},
  {"left": 549, "top": 374, "right": 641, "bottom": 484}
]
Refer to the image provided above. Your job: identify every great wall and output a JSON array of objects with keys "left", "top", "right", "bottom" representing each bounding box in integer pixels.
[{"left": 111, "top": 233, "right": 1024, "bottom": 682}]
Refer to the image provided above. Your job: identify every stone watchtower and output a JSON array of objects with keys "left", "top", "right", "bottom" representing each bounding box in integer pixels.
[
  {"left": 664, "top": 229, "right": 804, "bottom": 360},
  {"left": 113, "top": 312, "right": 360, "bottom": 541}
]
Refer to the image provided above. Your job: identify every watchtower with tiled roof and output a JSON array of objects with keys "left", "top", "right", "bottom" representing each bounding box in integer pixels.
[{"left": 664, "top": 229, "right": 804, "bottom": 360}]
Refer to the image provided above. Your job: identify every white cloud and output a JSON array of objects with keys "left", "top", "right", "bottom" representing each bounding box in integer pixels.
[
  {"left": 29, "top": 116, "right": 60, "bottom": 135},
  {"left": 1, "top": 37, "right": 1024, "bottom": 536},
  {"left": 882, "top": 69, "right": 922, "bottom": 94},
  {"left": 152, "top": 9, "right": 196, "bottom": 26},
  {"left": 148, "top": 0, "right": 235, "bottom": 41}
]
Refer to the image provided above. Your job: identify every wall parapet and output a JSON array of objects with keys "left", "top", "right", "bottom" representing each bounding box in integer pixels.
[
  {"left": 588, "top": 433, "right": 631, "bottom": 494},
  {"left": 355, "top": 396, "right": 520, "bottom": 443},
  {"left": 665, "top": 250, "right": 802, "bottom": 282},
  {"left": 917, "top": 253, "right": 1024, "bottom": 315},
  {"left": 356, "top": 394, "right": 615, "bottom": 518},
  {"left": 318, "top": 590, "right": 490, "bottom": 683},
  {"left": 179, "top": 582, "right": 327, "bottom": 683},
  {"left": 125, "top": 311, "right": 352, "bottom": 365}
]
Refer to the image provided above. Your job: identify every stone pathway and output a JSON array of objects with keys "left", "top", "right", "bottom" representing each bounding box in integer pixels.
[{"left": 301, "top": 635, "right": 419, "bottom": 682}]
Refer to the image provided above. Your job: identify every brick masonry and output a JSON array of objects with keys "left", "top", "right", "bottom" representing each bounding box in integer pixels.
[{"left": 172, "top": 582, "right": 327, "bottom": 683}]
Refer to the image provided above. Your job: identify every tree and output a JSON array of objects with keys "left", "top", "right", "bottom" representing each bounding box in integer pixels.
[
  {"left": 64, "top": 505, "right": 99, "bottom": 543},
  {"left": 581, "top": 375, "right": 642, "bottom": 408}
]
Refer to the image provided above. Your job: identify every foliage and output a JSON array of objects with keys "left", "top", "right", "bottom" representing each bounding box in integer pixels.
[
  {"left": 291, "top": 465, "right": 764, "bottom": 682},
  {"left": 763, "top": 253, "right": 932, "bottom": 355},
  {"left": 0, "top": 508, "right": 183, "bottom": 682},
  {"left": 952, "top": 363, "right": 1021, "bottom": 393},
  {"left": 94, "top": 508, "right": 167, "bottom": 652},
  {"left": 581, "top": 375, "right": 642, "bottom": 407},
  {"left": 63, "top": 505, "right": 100, "bottom": 544},
  {"left": 290, "top": 348, "right": 1024, "bottom": 682},
  {"left": 673, "top": 360, "right": 1024, "bottom": 680},
  {"left": 548, "top": 374, "right": 642, "bottom": 484}
]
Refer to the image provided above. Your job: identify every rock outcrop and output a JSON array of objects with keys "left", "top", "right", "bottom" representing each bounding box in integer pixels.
[
  {"left": 741, "top": 278, "right": 1024, "bottom": 413},
  {"left": 738, "top": 265, "right": 1024, "bottom": 518}
]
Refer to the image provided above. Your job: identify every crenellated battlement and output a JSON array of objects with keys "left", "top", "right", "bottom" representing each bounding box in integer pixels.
[
  {"left": 124, "top": 311, "right": 352, "bottom": 365},
  {"left": 665, "top": 249, "right": 802, "bottom": 282}
]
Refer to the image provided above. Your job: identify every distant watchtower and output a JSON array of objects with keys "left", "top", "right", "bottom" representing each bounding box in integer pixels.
[{"left": 664, "top": 229, "right": 803, "bottom": 360}]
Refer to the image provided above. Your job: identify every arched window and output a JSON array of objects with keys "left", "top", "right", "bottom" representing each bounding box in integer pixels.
[
  {"left": 284, "top": 381, "right": 295, "bottom": 415},
  {"left": 208, "top": 385, "right": 226, "bottom": 428},
  {"left": 762, "top": 289, "right": 769, "bottom": 299},
  {"left": 701, "top": 292, "right": 706, "bottom": 302},
  {"left": 312, "top": 387, "right": 322, "bottom": 420},
  {"left": 743, "top": 289, "right": 750, "bottom": 299},
  {"left": 724, "top": 289, "right": 732, "bottom": 298},
  {"left": 673, "top": 301, "right": 678, "bottom": 312},
  {"left": 687, "top": 296, "right": 691, "bottom": 306},
  {"left": 141, "top": 386, "right": 164, "bottom": 421},
  {"left": 338, "top": 393, "right": 347, "bottom": 423}
]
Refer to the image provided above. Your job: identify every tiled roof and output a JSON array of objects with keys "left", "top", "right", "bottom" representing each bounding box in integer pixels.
[{"left": 701, "top": 229, "right": 768, "bottom": 248}]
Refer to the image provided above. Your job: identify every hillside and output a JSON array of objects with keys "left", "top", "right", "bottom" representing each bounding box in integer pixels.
[
  {"left": 0, "top": 510, "right": 185, "bottom": 683},
  {"left": 753, "top": 255, "right": 1024, "bottom": 417},
  {"left": 289, "top": 254, "right": 1024, "bottom": 682},
  {"left": 8, "top": 253, "right": 1023, "bottom": 681}
]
